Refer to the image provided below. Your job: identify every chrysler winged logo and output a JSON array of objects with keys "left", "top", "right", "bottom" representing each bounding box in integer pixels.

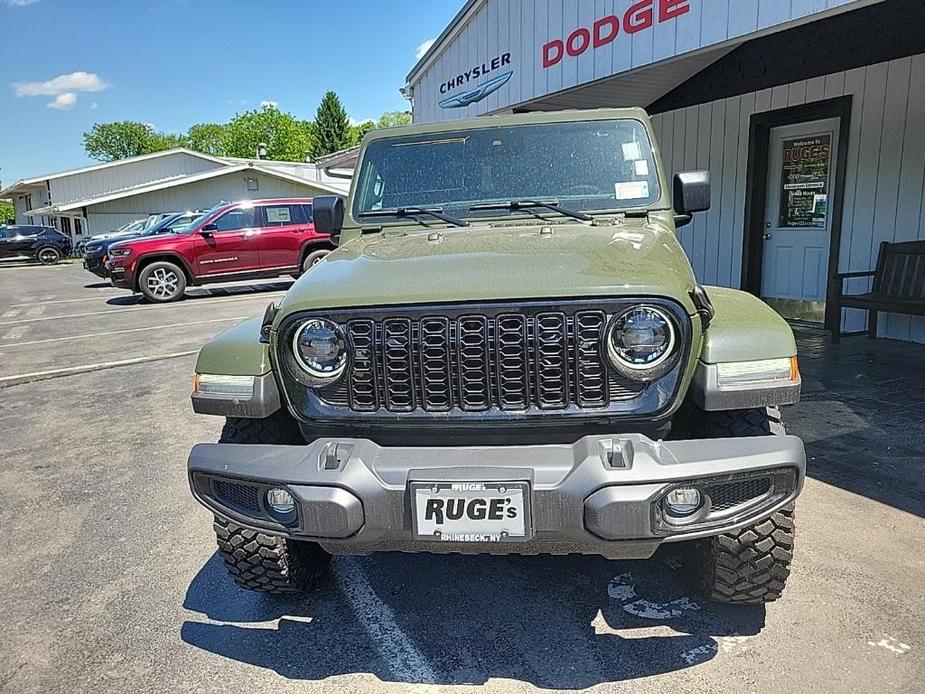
[{"left": 439, "top": 70, "right": 513, "bottom": 109}]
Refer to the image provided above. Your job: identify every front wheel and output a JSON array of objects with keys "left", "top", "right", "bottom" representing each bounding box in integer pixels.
[
  {"left": 301, "top": 248, "right": 331, "bottom": 274},
  {"left": 213, "top": 412, "right": 332, "bottom": 594},
  {"left": 138, "top": 260, "right": 186, "bottom": 302},
  {"left": 683, "top": 407, "right": 796, "bottom": 604},
  {"left": 36, "top": 246, "right": 62, "bottom": 265}
]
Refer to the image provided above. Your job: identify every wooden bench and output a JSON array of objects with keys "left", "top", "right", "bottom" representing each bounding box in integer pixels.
[{"left": 833, "top": 240, "right": 925, "bottom": 342}]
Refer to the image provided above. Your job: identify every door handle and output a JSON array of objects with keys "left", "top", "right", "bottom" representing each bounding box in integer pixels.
[{"left": 243, "top": 229, "right": 259, "bottom": 238}]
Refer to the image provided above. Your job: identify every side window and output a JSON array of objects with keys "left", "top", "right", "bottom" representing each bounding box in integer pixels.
[
  {"left": 302, "top": 204, "right": 313, "bottom": 223},
  {"left": 213, "top": 208, "right": 256, "bottom": 232},
  {"left": 261, "top": 204, "right": 305, "bottom": 228}
]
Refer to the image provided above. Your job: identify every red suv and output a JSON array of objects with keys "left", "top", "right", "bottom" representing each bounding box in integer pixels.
[{"left": 107, "top": 198, "right": 332, "bottom": 302}]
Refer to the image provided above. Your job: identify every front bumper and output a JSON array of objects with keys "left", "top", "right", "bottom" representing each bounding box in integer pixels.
[
  {"left": 83, "top": 254, "right": 109, "bottom": 277},
  {"left": 188, "top": 433, "right": 805, "bottom": 559}
]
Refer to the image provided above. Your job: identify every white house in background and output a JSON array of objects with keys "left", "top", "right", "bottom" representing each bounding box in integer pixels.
[
  {"left": 407, "top": 0, "right": 925, "bottom": 343},
  {"left": 0, "top": 148, "right": 352, "bottom": 238}
]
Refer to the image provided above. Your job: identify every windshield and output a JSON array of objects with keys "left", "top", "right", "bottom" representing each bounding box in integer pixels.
[
  {"left": 170, "top": 204, "right": 224, "bottom": 234},
  {"left": 353, "top": 118, "right": 661, "bottom": 222},
  {"left": 148, "top": 211, "right": 202, "bottom": 235}
]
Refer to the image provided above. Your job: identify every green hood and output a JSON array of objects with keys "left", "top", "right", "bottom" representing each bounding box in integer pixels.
[{"left": 278, "top": 218, "right": 698, "bottom": 316}]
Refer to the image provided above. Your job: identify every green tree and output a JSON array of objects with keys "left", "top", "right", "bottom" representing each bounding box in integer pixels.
[
  {"left": 0, "top": 200, "right": 14, "bottom": 224},
  {"left": 311, "top": 91, "right": 350, "bottom": 159},
  {"left": 187, "top": 123, "right": 228, "bottom": 156},
  {"left": 349, "top": 119, "right": 376, "bottom": 146},
  {"left": 376, "top": 111, "right": 412, "bottom": 128},
  {"left": 82, "top": 121, "right": 175, "bottom": 161},
  {"left": 221, "top": 104, "right": 313, "bottom": 161}
]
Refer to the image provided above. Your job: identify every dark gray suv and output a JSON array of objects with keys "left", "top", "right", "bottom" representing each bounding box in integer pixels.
[{"left": 0, "top": 225, "right": 72, "bottom": 264}]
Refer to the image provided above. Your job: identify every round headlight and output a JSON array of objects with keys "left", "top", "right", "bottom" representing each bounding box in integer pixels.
[
  {"left": 292, "top": 318, "right": 349, "bottom": 382},
  {"left": 607, "top": 306, "right": 676, "bottom": 375}
]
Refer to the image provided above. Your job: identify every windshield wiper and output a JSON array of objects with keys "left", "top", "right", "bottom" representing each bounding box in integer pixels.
[
  {"left": 468, "top": 200, "right": 593, "bottom": 222},
  {"left": 358, "top": 207, "right": 469, "bottom": 227}
]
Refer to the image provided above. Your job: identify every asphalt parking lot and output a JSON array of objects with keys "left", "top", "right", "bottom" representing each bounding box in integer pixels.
[{"left": 1, "top": 260, "right": 923, "bottom": 694}]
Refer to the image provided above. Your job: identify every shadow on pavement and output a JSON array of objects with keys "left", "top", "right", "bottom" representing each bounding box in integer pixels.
[
  {"left": 182, "top": 550, "right": 765, "bottom": 689},
  {"left": 104, "top": 280, "right": 294, "bottom": 306},
  {"left": 791, "top": 328, "right": 925, "bottom": 518}
]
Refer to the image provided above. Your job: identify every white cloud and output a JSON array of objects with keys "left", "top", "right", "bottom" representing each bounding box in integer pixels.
[
  {"left": 415, "top": 38, "right": 436, "bottom": 61},
  {"left": 13, "top": 71, "right": 109, "bottom": 97},
  {"left": 5, "top": 0, "right": 41, "bottom": 6},
  {"left": 90, "top": 101, "right": 98, "bottom": 110},
  {"left": 48, "top": 93, "right": 77, "bottom": 110},
  {"left": 260, "top": 100, "right": 278, "bottom": 109},
  {"left": 349, "top": 116, "right": 374, "bottom": 126}
]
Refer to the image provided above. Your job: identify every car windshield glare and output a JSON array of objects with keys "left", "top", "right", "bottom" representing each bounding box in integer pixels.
[{"left": 353, "top": 118, "right": 661, "bottom": 221}]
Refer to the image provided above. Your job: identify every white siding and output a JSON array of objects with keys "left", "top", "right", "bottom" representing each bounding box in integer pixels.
[
  {"left": 411, "top": 0, "right": 874, "bottom": 123},
  {"left": 85, "top": 172, "right": 330, "bottom": 235},
  {"left": 49, "top": 152, "right": 224, "bottom": 206},
  {"left": 651, "top": 53, "right": 925, "bottom": 343}
]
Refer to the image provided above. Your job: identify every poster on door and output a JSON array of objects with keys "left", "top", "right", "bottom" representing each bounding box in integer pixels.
[{"left": 778, "top": 134, "right": 832, "bottom": 228}]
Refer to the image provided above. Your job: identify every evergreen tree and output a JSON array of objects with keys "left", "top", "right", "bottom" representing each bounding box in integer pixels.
[{"left": 311, "top": 91, "right": 350, "bottom": 159}]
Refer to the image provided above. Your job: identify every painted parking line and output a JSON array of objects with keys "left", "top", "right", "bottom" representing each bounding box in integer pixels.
[
  {"left": 0, "top": 316, "right": 250, "bottom": 348},
  {"left": 335, "top": 559, "right": 441, "bottom": 689},
  {"left": 10, "top": 294, "right": 123, "bottom": 307},
  {"left": 0, "top": 350, "right": 199, "bottom": 388},
  {"left": 0, "top": 292, "right": 286, "bottom": 326}
]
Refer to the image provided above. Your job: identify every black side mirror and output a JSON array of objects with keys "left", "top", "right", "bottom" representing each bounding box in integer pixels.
[
  {"left": 312, "top": 196, "right": 345, "bottom": 245},
  {"left": 199, "top": 223, "right": 218, "bottom": 237},
  {"left": 672, "top": 170, "right": 711, "bottom": 228}
]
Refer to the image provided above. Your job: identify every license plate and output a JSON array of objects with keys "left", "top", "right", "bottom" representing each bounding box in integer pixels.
[{"left": 412, "top": 481, "right": 531, "bottom": 542}]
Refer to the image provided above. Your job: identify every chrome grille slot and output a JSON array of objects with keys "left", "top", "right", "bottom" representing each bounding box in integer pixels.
[
  {"left": 496, "top": 314, "right": 529, "bottom": 409},
  {"left": 305, "top": 301, "right": 676, "bottom": 416},
  {"left": 457, "top": 315, "right": 491, "bottom": 411},
  {"left": 382, "top": 318, "right": 414, "bottom": 411},
  {"left": 575, "top": 311, "right": 607, "bottom": 407},
  {"left": 535, "top": 312, "right": 569, "bottom": 409},
  {"left": 347, "top": 319, "right": 378, "bottom": 411},
  {"left": 420, "top": 317, "right": 453, "bottom": 411}
]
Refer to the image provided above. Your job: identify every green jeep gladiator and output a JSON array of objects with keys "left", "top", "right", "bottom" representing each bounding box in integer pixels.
[{"left": 187, "top": 108, "right": 805, "bottom": 604}]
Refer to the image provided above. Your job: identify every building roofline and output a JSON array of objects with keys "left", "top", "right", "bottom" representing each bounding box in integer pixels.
[
  {"left": 405, "top": 0, "right": 484, "bottom": 86},
  {"left": 220, "top": 156, "right": 318, "bottom": 167},
  {"left": 30, "top": 163, "right": 346, "bottom": 213},
  {"left": 314, "top": 145, "right": 360, "bottom": 167},
  {"left": 0, "top": 148, "right": 232, "bottom": 198}
]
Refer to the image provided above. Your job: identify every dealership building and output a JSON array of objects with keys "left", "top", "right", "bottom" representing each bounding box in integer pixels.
[{"left": 405, "top": 0, "right": 925, "bottom": 343}]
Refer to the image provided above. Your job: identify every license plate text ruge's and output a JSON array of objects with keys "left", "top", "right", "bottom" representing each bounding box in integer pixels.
[{"left": 414, "top": 482, "right": 528, "bottom": 541}]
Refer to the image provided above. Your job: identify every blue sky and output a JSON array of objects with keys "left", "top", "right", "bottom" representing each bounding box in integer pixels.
[{"left": 0, "top": 0, "right": 459, "bottom": 186}]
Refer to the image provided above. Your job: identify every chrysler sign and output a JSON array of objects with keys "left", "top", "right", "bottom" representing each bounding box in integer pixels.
[
  {"left": 439, "top": 52, "right": 513, "bottom": 109},
  {"left": 542, "top": 0, "right": 690, "bottom": 68}
]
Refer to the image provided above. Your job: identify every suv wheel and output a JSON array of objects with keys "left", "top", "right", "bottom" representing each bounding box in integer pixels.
[
  {"left": 138, "top": 260, "right": 187, "bottom": 302},
  {"left": 212, "top": 412, "right": 332, "bottom": 594},
  {"left": 36, "top": 246, "right": 62, "bottom": 265},
  {"left": 683, "top": 407, "right": 796, "bottom": 604},
  {"left": 301, "top": 248, "right": 331, "bottom": 274}
]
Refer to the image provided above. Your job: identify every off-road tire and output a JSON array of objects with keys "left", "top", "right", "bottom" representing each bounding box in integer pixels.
[
  {"left": 36, "top": 246, "right": 62, "bottom": 265},
  {"left": 301, "top": 248, "right": 331, "bottom": 274},
  {"left": 138, "top": 260, "right": 187, "bottom": 303},
  {"left": 214, "top": 516, "right": 331, "bottom": 593},
  {"left": 213, "top": 410, "right": 332, "bottom": 594},
  {"left": 684, "top": 406, "right": 795, "bottom": 604}
]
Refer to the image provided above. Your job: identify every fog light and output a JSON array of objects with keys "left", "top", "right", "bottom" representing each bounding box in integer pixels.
[
  {"left": 665, "top": 488, "right": 701, "bottom": 516},
  {"left": 266, "top": 488, "right": 295, "bottom": 515}
]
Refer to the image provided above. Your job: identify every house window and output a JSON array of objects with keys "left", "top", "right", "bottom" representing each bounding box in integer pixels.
[
  {"left": 60, "top": 217, "right": 72, "bottom": 235},
  {"left": 73, "top": 218, "right": 84, "bottom": 236},
  {"left": 245, "top": 177, "right": 259, "bottom": 191}
]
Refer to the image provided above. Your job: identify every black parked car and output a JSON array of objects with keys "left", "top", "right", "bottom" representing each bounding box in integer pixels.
[
  {"left": 0, "top": 225, "right": 72, "bottom": 264},
  {"left": 82, "top": 210, "right": 203, "bottom": 278}
]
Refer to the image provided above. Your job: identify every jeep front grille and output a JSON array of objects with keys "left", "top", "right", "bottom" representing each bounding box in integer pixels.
[{"left": 307, "top": 303, "right": 681, "bottom": 415}]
